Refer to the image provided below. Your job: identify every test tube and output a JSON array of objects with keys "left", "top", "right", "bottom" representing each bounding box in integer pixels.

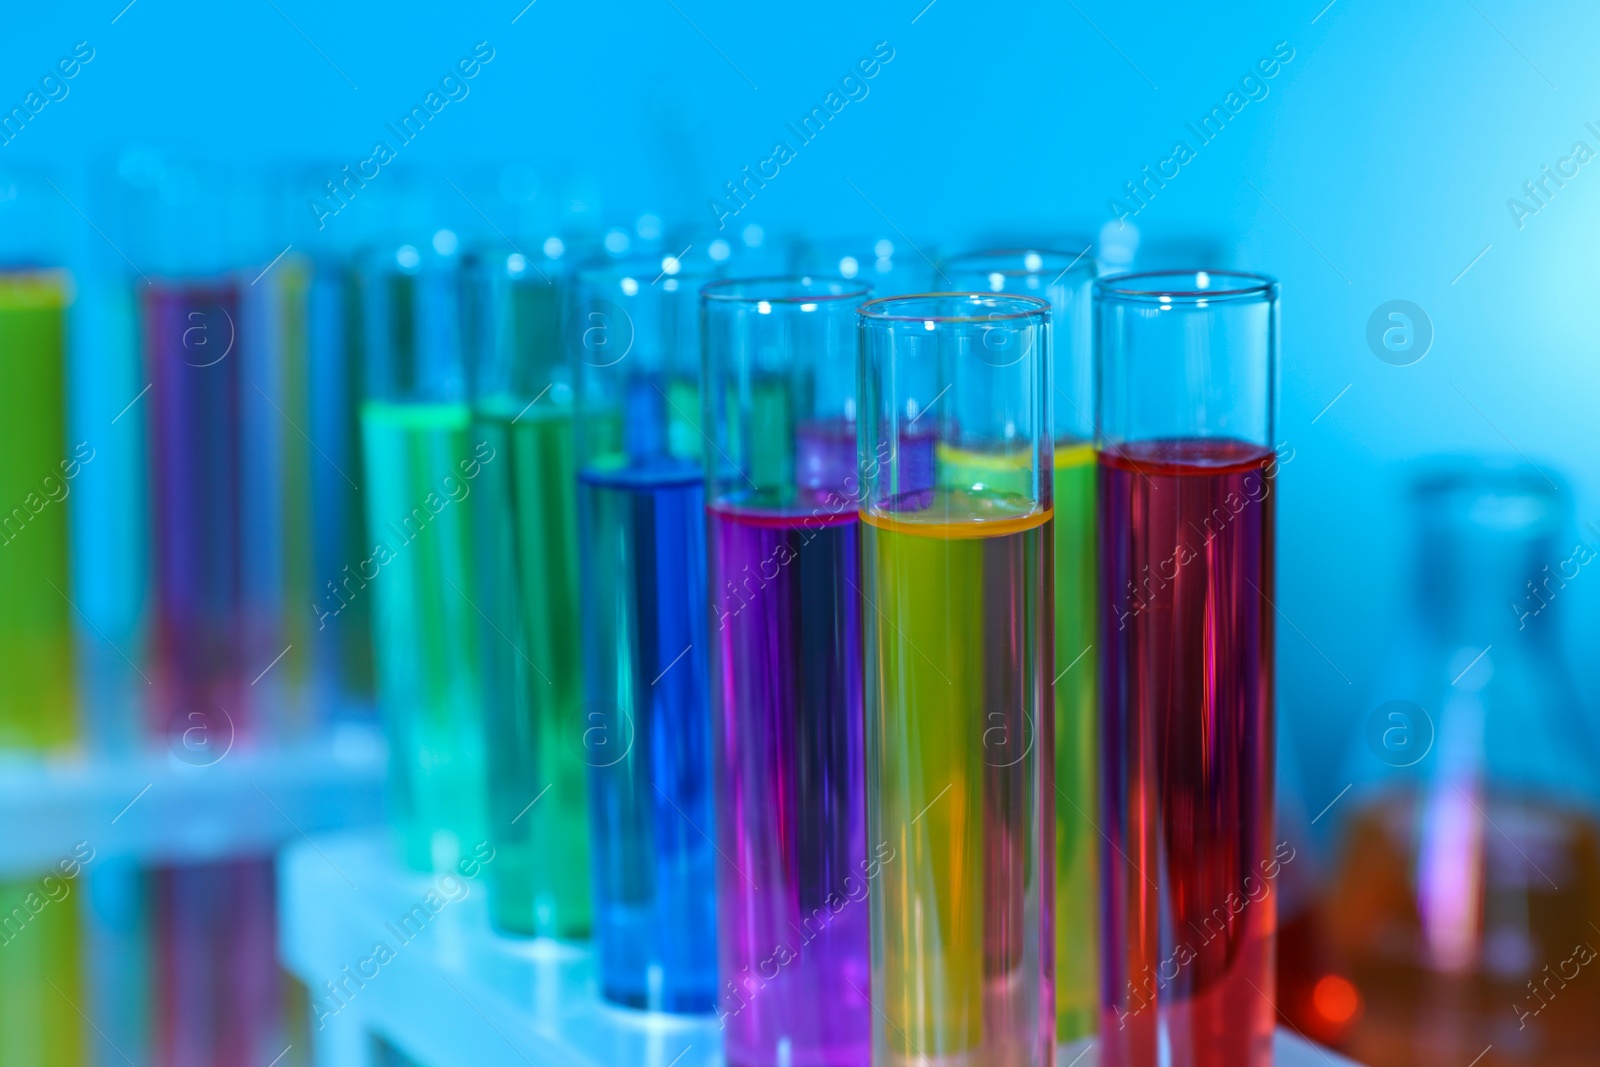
[
  {"left": 574, "top": 253, "right": 718, "bottom": 1011},
  {"left": 151, "top": 858, "right": 282, "bottom": 1067},
  {"left": 944, "top": 246, "right": 1100, "bottom": 1042},
  {"left": 357, "top": 233, "right": 487, "bottom": 872},
  {"left": 0, "top": 267, "right": 75, "bottom": 751},
  {"left": 465, "top": 243, "right": 591, "bottom": 939},
  {"left": 120, "top": 156, "right": 283, "bottom": 752},
  {"left": 859, "top": 293, "right": 1055, "bottom": 1065},
  {"left": 301, "top": 251, "right": 374, "bottom": 719},
  {"left": 701, "top": 277, "right": 872, "bottom": 1064},
  {"left": 0, "top": 874, "right": 86, "bottom": 1065},
  {"left": 1095, "top": 271, "right": 1279, "bottom": 1067},
  {"left": 794, "top": 236, "right": 939, "bottom": 296},
  {"left": 144, "top": 275, "right": 258, "bottom": 744}
]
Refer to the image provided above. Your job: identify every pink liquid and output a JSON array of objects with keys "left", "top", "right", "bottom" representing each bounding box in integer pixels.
[{"left": 1097, "top": 439, "right": 1278, "bottom": 1067}]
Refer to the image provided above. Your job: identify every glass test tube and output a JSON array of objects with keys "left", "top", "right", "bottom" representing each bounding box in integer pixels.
[
  {"left": 794, "top": 236, "right": 940, "bottom": 297},
  {"left": 1095, "top": 271, "right": 1279, "bottom": 1067},
  {"left": 0, "top": 269, "right": 75, "bottom": 751},
  {"left": 302, "top": 252, "right": 374, "bottom": 718},
  {"left": 945, "top": 246, "right": 1100, "bottom": 1043},
  {"left": 465, "top": 244, "right": 592, "bottom": 938},
  {"left": 152, "top": 858, "right": 282, "bottom": 1067},
  {"left": 574, "top": 253, "right": 718, "bottom": 1011},
  {"left": 701, "top": 277, "right": 873, "bottom": 1065},
  {"left": 144, "top": 276, "right": 256, "bottom": 744},
  {"left": 357, "top": 235, "right": 487, "bottom": 871},
  {"left": 0, "top": 875, "right": 86, "bottom": 1066},
  {"left": 130, "top": 158, "right": 284, "bottom": 753},
  {"left": 859, "top": 293, "right": 1055, "bottom": 1065}
]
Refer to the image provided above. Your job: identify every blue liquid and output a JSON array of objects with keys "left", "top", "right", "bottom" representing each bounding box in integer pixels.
[{"left": 578, "top": 459, "right": 717, "bottom": 1012}]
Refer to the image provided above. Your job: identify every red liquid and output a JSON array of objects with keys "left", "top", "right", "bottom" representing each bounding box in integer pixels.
[{"left": 1097, "top": 439, "right": 1277, "bottom": 1067}]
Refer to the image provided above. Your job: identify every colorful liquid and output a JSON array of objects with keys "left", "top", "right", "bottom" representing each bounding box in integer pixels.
[
  {"left": 145, "top": 281, "right": 253, "bottom": 743},
  {"left": 0, "top": 874, "right": 86, "bottom": 1066},
  {"left": 274, "top": 258, "right": 317, "bottom": 732},
  {"left": 1052, "top": 442, "right": 1100, "bottom": 1041},
  {"left": 472, "top": 398, "right": 591, "bottom": 938},
  {"left": 578, "top": 460, "right": 717, "bottom": 1012},
  {"left": 153, "top": 859, "right": 281, "bottom": 1067},
  {"left": 307, "top": 263, "right": 373, "bottom": 711},
  {"left": 708, "top": 502, "right": 869, "bottom": 1066},
  {"left": 1097, "top": 439, "right": 1277, "bottom": 1067},
  {"left": 0, "top": 272, "right": 74, "bottom": 750},
  {"left": 1320, "top": 791, "right": 1600, "bottom": 1067},
  {"left": 863, "top": 489, "right": 1054, "bottom": 1066},
  {"left": 934, "top": 439, "right": 1101, "bottom": 1040},
  {"left": 360, "top": 399, "right": 487, "bottom": 870}
]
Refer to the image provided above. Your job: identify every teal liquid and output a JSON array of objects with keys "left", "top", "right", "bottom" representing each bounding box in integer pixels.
[
  {"left": 360, "top": 400, "right": 487, "bottom": 870},
  {"left": 471, "top": 398, "right": 591, "bottom": 938}
]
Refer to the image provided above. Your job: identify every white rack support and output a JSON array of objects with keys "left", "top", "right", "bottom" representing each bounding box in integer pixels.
[
  {"left": 0, "top": 723, "right": 387, "bottom": 878},
  {"left": 280, "top": 831, "right": 1362, "bottom": 1067}
]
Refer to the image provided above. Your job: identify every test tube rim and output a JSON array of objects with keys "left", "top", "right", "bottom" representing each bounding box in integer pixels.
[
  {"left": 941, "top": 245, "right": 1097, "bottom": 279},
  {"left": 701, "top": 274, "right": 872, "bottom": 305},
  {"left": 858, "top": 291, "right": 1050, "bottom": 325},
  {"left": 1094, "top": 268, "right": 1277, "bottom": 305}
]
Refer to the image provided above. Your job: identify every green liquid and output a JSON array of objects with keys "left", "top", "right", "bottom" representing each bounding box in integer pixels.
[
  {"left": 927, "top": 440, "right": 1102, "bottom": 1041},
  {"left": 0, "top": 274, "right": 74, "bottom": 751},
  {"left": 277, "top": 258, "right": 315, "bottom": 730},
  {"left": 360, "top": 400, "right": 487, "bottom": 870},
  {"left": 472, "top": 399, "right": 590, "bottom": 938},
  {"left": 0, "top": 876, "right": 85, "bottom": 1066},
  {"left": 1053, "top": 444, "right": 1099, "bottom": 1041}
]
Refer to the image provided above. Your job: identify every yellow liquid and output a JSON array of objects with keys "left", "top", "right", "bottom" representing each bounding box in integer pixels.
[{"left": 864, "top": 489, "right": 1053, "bottom": 1064}]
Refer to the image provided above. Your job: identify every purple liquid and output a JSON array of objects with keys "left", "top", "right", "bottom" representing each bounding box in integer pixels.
[
  {"left": 144, "top": 282, "right": 253, "bottom": 742},
  {"left": 709, "top": 427, "right": 870, "bottom": 1067},
  {"left": 154, "top": 859, "right": 281, "bottom": 1067}
]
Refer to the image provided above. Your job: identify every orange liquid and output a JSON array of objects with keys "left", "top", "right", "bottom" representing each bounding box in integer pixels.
[{"left": 1319, "top": 791, "right": 1600, "bottom": 1067}]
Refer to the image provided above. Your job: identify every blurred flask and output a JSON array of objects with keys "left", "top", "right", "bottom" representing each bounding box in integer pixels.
[
  {"left": 1316, "top": 463, "right": 1600, "bottom": 1067},
  {"left": 0, "top": 166, "right": 77, "bottom": 752}
]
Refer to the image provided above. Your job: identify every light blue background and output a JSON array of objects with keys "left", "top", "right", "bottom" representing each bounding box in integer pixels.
[{"left": 5, "top": 0, "right": 1599, "bottom": 812}]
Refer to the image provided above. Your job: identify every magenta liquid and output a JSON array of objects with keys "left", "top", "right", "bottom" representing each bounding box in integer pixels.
[
  {"left": 144, "top": 281, "right": 252, "bottom": 743},
  {"left": 708, "top": 423, "right": 870, "bottom": 1067},
  {"left": 1097, "top": 439, "right": 1277, "bottom": 1067}
]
